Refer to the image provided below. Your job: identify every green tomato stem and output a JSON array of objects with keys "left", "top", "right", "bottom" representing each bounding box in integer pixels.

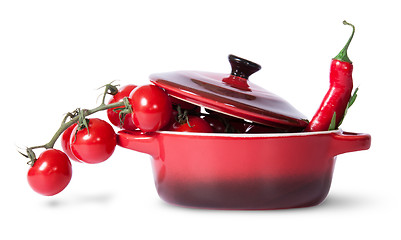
[
  {"left": 48, "top": 101, "right": 127, "bottom": 149},
  {"left": 24, "top": 98, "right": 131, "bottom": 165}
]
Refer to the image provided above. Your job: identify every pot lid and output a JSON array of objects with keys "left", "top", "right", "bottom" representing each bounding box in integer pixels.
[{"left": 150, "top": 54, "right": 308, "bottom": 131}]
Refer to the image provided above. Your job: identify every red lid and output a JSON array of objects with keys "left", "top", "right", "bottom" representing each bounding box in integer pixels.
[{"left": 150, "top": 55, "right": 308, "bottom": 131}]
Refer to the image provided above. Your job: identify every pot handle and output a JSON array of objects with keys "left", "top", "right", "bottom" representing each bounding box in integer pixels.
[
  {"left": 330, "top": 130, "right": 371, "bottom": 156},
  {"left": 117, "top": 130, "right": 159, "bottom": 158}
]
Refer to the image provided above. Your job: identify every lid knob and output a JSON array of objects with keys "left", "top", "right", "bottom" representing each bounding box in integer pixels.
[{"left": 228, "top": 54, "right": 261, "bottom": 80}]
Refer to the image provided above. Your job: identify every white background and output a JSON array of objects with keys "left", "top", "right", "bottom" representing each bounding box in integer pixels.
[{"left": 1, "top": 0, "right": 399, "bottom": 239}]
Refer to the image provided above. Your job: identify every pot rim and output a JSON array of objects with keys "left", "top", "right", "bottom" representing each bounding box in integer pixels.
[{"left": 151, "top": 129, "right": 343, "bottom": 138}]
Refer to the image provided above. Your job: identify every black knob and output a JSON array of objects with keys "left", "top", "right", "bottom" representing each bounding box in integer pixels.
[{"left": 228, "top": 54, "right": 261, "bottom": 80}]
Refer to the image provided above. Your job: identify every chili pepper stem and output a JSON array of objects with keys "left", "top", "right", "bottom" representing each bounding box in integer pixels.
[
  {"left": 305, "top": 21, "right": 356, "bottom": 132},
  {"left": 333, "top": 20, "right": 355, "bottom": 63}
]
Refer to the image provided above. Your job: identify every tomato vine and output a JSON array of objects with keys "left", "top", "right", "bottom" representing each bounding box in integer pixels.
[{"left": 19, "top": 82, "right": 132, "bottom": 166}]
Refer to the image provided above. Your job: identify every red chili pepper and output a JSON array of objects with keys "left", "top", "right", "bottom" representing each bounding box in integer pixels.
[{"left": 305, "top": 21, "right": 355, "bottom": 132}]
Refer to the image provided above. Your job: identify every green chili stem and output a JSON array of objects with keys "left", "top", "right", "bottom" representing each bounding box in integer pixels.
[{"left": 333, "top": 20, "right": 355, "bottom": 63}]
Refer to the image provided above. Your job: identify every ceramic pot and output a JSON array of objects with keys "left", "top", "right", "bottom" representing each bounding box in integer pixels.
[{"left": 117, "top": 129, "right": 370, "bottom": 210}]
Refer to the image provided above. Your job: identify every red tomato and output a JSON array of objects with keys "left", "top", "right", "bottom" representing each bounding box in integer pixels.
[
  {"left": 129, "top": 85, "right": 172, "bottom": 132},
  {"left": 161, "top": 108, "right": 178, "bottom": 131},
  {"left": 170, "top": 116, "right": 213, "bottom": 133},
  {"left": 61, "top": 123, "right": 81, "bottom": 162},
  {"left": 203, "top": 110, "right": 247, "bottom": 133},
  {"left": 70, "top": 118, "right": 116, "bottom": 164},
  {"left": 27, "top": 149, "right": 72, "bottom": 196},
  {"left": 202, "top": 115, "right": 225, "bottom": 133},
  {"left": 162, "top": 104, "right": 201, "bottom": 131},
  {"left": 228, "top": 120, "right": 249, "bottom": 133},
  {"left": 107, "top": 84, "right": 137, "bottom": 130},
  {"left": 169, "top": 97, "right": 200, "bottom": 113}
]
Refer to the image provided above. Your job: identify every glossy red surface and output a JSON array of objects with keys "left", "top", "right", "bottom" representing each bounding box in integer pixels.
[
  {"left": 70, "top": 118, "right": 117, "bottom": 164},
  {"left": 150, "top": 71, "right": 307, "bottom": 131},
  {"left": 169, "top": 116, "right": 213, "bottom": 133},
  {"left": 129, "top": 84, "right": 172, "bottom": 132},
  {"left": 61, "top": 123, "right": 81, "bottom": 162},
  {"left": 305, "top": 60, "right": 353, "bottom": 132},
  {"left": 107, "top": 84, "right": 137, "bottom": 131},
  {"left": 27, "top": 149, "right": 72, "bottom": 196},
  {"left": 149, "top": 55, "right": 308, "bottom": 131},
  {"left": 117, "top": 130, "right": 370, "bottom": 209}
]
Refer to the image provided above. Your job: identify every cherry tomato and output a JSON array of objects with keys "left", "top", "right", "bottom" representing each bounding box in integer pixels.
[
  {"left": 61, "top": 123, "right": 81, "bottom": 162},
  {"left": 203, "top": 110, "right": 248, "bottom": 133},
  {"left": 129, "top": 85, "right": 172, "bottom": 132},
  {"left": 107, "top": 84, "right": 137, "bottom": 131},
  {"left": 27, "top": 149, "right": 72, "bottom": 196},
  {"left": 169, "top": 97, "right": 200, "bottom": 113},
  {"left": 70, "top": 118, "right": 116, "bottom": 164},
  {"left": 202, "top": 115, "right": 225, "bottom": 133},
  {"left": 228, "top": 119, "right": 249, "bottom": 133},
  {"left": 162, "top": 103, "right": 201, "bottom": 131},
  {"left": 170, "top": 116, "right": 213, "bottom": 133},
  {"left": 161, "top": 108, "right": 178, "bottom": 131}
]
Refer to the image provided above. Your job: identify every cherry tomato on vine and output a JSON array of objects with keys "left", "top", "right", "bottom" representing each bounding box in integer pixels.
[
  {"left": 70, "top": 118, "right": 116, "bottom": 164},
  {"left": 162, "top": 103, "right": 201, "bottom": 131},
  {"left": 27, "top": 149, "right": 72, "bottom": 196},
  {"left": 169, "top": 97, "right": 200, "bottom": 113},
  {"left": 107, "top": 84, "right": 137, "bottom": 131},
  {"left": 161, "top": 108, "right": 178, "bottom": 131},
  {"left": 170, "top": 116, "right": 213, "bottom": 133},
  {"left": 202, "top": 115, "right": 225, "bottom": 133},
  {"left": 129, "top": 84, "right": 172, "bottom": 132},
  {"left": 61, "top": 123, "right": 81, "bottom": 162},
  {"left": 228, "top": 119, "right": 249, "bottom": 133},
  {"left": 203, "top": 109, "right": 248, "bottom": 133}
]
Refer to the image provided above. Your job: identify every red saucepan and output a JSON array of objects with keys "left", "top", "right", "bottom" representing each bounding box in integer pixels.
[
  {"left": 117, "top": 129, "right": 370, "bottom": 209},
  {"left": 118, "top": 55, "right": 370, "bottom": 209}
]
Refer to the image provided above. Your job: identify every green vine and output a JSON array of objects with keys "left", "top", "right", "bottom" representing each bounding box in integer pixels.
[{"left": 19, "top": 82, "right": 132, "bottom": 166}]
